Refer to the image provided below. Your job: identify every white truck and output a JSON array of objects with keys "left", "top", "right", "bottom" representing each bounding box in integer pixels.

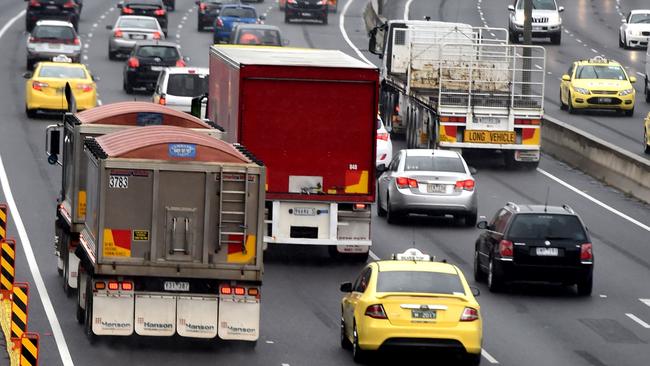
[{"left": 369, "top": 20, "right": 547, "bottom": 168}]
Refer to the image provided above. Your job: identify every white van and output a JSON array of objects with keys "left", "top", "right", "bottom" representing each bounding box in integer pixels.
[{"left": 152, "top": 67, "right": 209, "bottom": 113}]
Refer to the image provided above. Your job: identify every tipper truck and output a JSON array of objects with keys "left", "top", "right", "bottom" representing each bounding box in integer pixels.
[
  {"left": 51, "top": 124, "right": 265, "bottom": 341},
  {"left": 207, "top": 45, "right": 379, "bottom": 260},
  {"left": 368, "top": 20, "right": 546, "bottom": 168},
  {"left": 46, "top": 102, "right": 224, "bottom": 296}
]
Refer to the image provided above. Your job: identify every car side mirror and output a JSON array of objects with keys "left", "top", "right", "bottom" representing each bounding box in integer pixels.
[
  {"left": 558, "top": 6, "right": 564, "bottom": 12},
  {"left": 282, "top": 39, "right": 290, "bottom": 46},
  {"left": 376, "top": 163, "right": 387, "bottom": 173},
  {"left": 561, "top": 74, "right": 571, "bottom": 81},
  {"left": 340, "top": 282, "right": 352, "bottom": 293},
  {"left": 507, "top": 5, "right": 515, "bottom": 12},
  {"left": 470, "top": 286, "right": 480, "bottom": 297},
  {"left": 469, "top": 167, "right": 477, "bottom": 175},
  {"left": 106, "top": 25, "right": 113, "bottom": 30},
  {"left": 630, "top": 76, "right": 637, "bottom": 83},
  {"left": 23, "top": 71, "right": 33, "bottom": 79},
  {"left": 476, "top": 220, "right": 489, "bottom": 230},
  {"left": 259, "top": 15, "right": 266, "bottom": 21},
  {"left": 46, "top": 125, "right": 62, "bottom": 165}
]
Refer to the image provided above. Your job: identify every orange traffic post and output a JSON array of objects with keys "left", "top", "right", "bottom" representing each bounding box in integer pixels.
[
  {"left": 10, "top": 282, "right": 29, "bottom": 351},
  {"left": 0, "top": 204, "right": 7, "bottom": 242},
  {"left": 20, "top": 332, "right": 39, "bottom": 366},
  {"left": 0, "top": 239, "right": 16, "bottom": 301}
]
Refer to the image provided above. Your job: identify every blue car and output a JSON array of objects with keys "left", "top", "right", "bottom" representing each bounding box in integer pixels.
[{"left": 213, "top": 4, "right": 264, "bottom": 43}]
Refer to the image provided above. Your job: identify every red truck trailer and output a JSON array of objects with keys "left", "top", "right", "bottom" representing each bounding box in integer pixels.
[{"left": 208, "top": 45, "right": 379, "bottom": 260}]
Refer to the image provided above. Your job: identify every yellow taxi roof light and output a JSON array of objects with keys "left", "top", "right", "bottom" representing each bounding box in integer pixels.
[
  {"left": 392, "top": 248, "right": 432, "bottom": 261},
  {"left": 52, "top": 55, "right": 73, "bottom": 63}
]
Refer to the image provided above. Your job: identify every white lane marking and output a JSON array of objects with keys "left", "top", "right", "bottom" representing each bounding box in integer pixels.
[
  {"left": 368, "top": 250, "right": 379, "bottom": 261},
  {"left": 281, "top": 364, "right": 290, "bottom": 366},
  {"left": 576, "top": 39, "right": 582, "bottom": 43},
  {"left": 338, "top": 0, "right": 373, "bottom": 65},
  {"left": 92, "top": 23, "right": 98, "bottom": 28},
  {"left": 176, "top": 34, "right": 181, "bottom": 39},
  {"left": 637, "top": 72, "right": 645, "bottom": 77},
  {"left": 88, "top": 33, "right": 93, "bottom": 38},
  {"left": 182, "top": 16, "right": 187, "bottom": 21},
  {"left": 178, "top": 24, "right": 183, "bottom": 29},
  {"left": 0, "top": 9, "right": 25, "bottom": 38},
  {"left": 482, "top": 349, "right": 500, "bottom": 364},
  {"left": 97, "top": 99, "right": 103, "bottom": 106},
  {"left": 100, "top": 14, "right": 106, "bottom": 19},
  {"left": 82, "top": 55, "right": 88, "bottom": 61},
  {"left": 626, "top": 313, "right": 650, "bottom": 329},
  {"left": 537, "top": 169, "right": 650, "bottom": 232},
  {"left": 534, "top": 64, "right": 542, "bottom": 70},
  {"left": 265, "top": 340, "right": 274, "bottom": 344},
  {"left": 600, "top": 294, "right": 607, "bottom": 298},
  {"left": 591, "top": 48, "right": 598, "bottom": 53},
  {"left": 404, "top": 0, "right": 414, "bottom": 20},
  {"left": 0, "top": 157, "right": 74, "bottom": 366},
  {"left": 641, "top": 299, "right": 650, "bottom": 307},
  {"left": 83, "top": 43, "right": 89, "bottom": 49}
]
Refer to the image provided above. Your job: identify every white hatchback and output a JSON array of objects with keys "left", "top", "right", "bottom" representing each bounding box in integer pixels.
[
  {"left": 152, "top": 67, "right": 209, "bottom": 113},
  {"left": 376, "top": 116, "right": 393, "bottom": 169}
]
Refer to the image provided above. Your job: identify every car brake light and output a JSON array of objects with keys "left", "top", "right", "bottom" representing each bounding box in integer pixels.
[
  {"left": 234, "top": 287, "right": 245, "bottom": 296},
  {"left": 199, "top": 3, "right": 207, "bottom": 11},
  {"left": 158, "top": 95, "right": 166, "bottom": 105},
  {"left": 454, "top": 179, "right": 475, "bottom": 191},
  {"left": 63, "top": 0, "right": 75, "bottom": 8},
  {"left": 460, "top": 307, "right": 479, "bottom": 322},
  {"left": 72, "top": 37, "right": 80, "bottom": 45},
  {"left": 123, "top": 7, "right": 134, "bottom": 14},
  {"left": 396, "top": 177, "right": 418, "bottom": 189},
  {"left": 248, "top": 288, "right": 259, "bottom": 296},
  {"left": 76, "top": 83, "right": 94, "bottom": 92},
  {"left": 29, "top": 0, "right": 42, "bottom": 6},
  {"left": 94, "top": 281, "right": 106, "bottom": 290},
  {"left": 377, "top": 132, "right": 389, "bottom": 141},
  {"left": 287, "top": 0, "right": 297, "bottom": 3},
  {"left": 175, "top": 59, "right": 186, "bottom": 67},
  {"left": 113, "top": 29, "right": 124, "bottom": 38},
  {"left": 127, "top": 57, "right": 140, "bottom": 68},
  {"left": 32, "top": 81, "right": 48, "bottom": 91},
  {"left": 121, "top": 281, "right": 133, "bottom": 291},
  {"left": 499, "top": 240, "right": 513, "bottom": 258},
  {"left": 152, "top": 31, "right": 161, "bottom": 40},
  {"left": 28, "top": 36, "right": 36, "bottom": 43},
  {"left": 154, "top": 8, "right": 166, "bottom": 15},
  {"left": 580, "top": 243, "right": 593, "bottom": 261},
  {"left": 108, "top": 281, "right": 119, "bottom": 290},
  {"left": 215, "top": 18, "right": 224, "bottom": 28},
  {"left": 365, "top": 304, "right": 388, "bottom": 319},
  {"left": 354, "top": 203, "right": 367, "bottom": 210}
]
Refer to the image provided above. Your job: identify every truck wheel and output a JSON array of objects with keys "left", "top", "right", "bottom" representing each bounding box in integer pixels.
[
  {"left": 465, "top": 353, "right": 482, "bottom": 366},
  {"left": 76, "top": 268, "right": 85, "bottom": 324},
  {"left": 61, "top": 233, "right": 73, "bottom": 297},
  {"left": 508, "top": 30, "right": 518, "bottom": 44},
  {"left": 85, "top": 277, "right": 96, "bottom": 343}
]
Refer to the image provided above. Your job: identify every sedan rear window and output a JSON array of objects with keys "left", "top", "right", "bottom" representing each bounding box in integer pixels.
[
  {"left": 404, "top": 156, "right": 465, "bottom": 173},
  {"left": 508, "top": 214, "right": 587, "bottom": 241},
  {"left": 32, "top": 26, "right": 76, "bottom": 41},
  {"left": 137, "top": 46, "right": 179, "bottom": 59},
  {"left": 376, "top": 271, "right": 465, "bottom": 295},
  {"left": 39, "top": 66, "right": 86, "bottom": 79},
  {"left": 166, "top": 74, "right": 208, "bottom": 97},
  {"left": 117, "top": 17, "right": 159, "bottom": 30},
  {"left": 221, "top": 8, "right": 256, "bottom": 18}
]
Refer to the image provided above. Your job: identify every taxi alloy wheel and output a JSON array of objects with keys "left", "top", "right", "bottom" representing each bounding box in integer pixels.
[
  {"left": 567, "top": 93, "right": 576, "bottom": 114},
  {"left": 340, "top": 315, "right": 352, "bottom": 350},
  {"left": 559, "top": 91, "right": 567, "bottom": 110},
  {"left": 644, "top": 128, "right": 650, "bottom": 154},
  {"left": 352, "top": 322, "right": 367, "bottom": 363}
]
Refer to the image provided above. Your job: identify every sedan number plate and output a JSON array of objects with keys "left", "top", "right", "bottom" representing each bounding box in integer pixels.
[
  {"left": 164, "top": 281, "right": 190, "bottom": 292},
  {"left": 536, "top": 247, "right": 559, "bottom": 256},
  {"left": 464, "top": 130, "right": 516, "bottom": 144},
  {"left": 293, "top": 207, "right": 316, "bottom": 216},
  {"left": 130, "top": 34, "right": 146, "bottom": 40},
  {"left": 150, "top": 66, "right": 163, "bottom": 71},
  {"left": 48, "top": 43, "right": 62, "bottom": 49},
  {"left": 411, "top": 309, "right": 436, "bottom": 319},
  {"left": 427, "top": 184, "right": 446, "bottom": 193}
]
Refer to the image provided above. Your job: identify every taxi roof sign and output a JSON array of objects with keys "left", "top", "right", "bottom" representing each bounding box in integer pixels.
[
  {"left": 587, "top": 56, "right": 608, "bottom": 64},
  {"left": 52, "top": 55, "right": 72, "bottom": 63},
  {"left": 392, "top": 248, "right": 432, "bottom": 261}
]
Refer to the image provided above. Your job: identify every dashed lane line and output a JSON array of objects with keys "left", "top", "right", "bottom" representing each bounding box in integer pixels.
[
  {"left": 641, "top": 299, "right": 650, "bottom": 307},
  {"left": 482, "top": 350, "right": 500, "bottom": 364},
  {"left": 625, "top": 313, "right": 650, "bottom": 329}
]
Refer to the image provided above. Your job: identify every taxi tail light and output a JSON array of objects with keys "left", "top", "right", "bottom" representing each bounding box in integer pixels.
[
  {"left": 122, "top": 6, "right": 135, "bottom": 14},
  {"left": 127, "top": 57, "right": 140, "bottom": 68},
  {"left": 63, "top": 0, "right": 76, "bottom": 8},
  {"left": 220, "top": 285, "right": 233, "bottom": 295},
  {"left": 154, "top": 8, "right": 166, "bottom": 16},
  {"left": 108, "top": 281, "right": 119, "bottom": 291},
  {"left": 377, "top": 132, "right": 389, "bottom": 141},
  {"left": 76, "top": 83, "right": 94, "bottom": 92},
  {"left": 158, "top": 95, "right": 166, "bottom": 105},
  {"left": 460, "top": 307, "right": 479, "bottom": 322},
  {"left": 94, "top": 281, "right": 106, "bottom": 290},
  {"left": 176, "top": 59, "right": 186, "bottom": 67},
  {"left": 32, "top": 81, "right": 48, "bottom": 91},
  {"left": 121, "top": 281, "right": 133, "bottom": 291},
  {"left": 499, "top": 240, "right": 513, "bottom": 258},
  {"left": 580, "top": 243, "right": 593, "bottom": 261},
  {"left": 113, "top": 29, "right": 124, "bottom": 38},
  {"left": 365, "top": 304, "right": 388, "bottom": 319},
  {"left": 152, "top": 31, "right": 161, "bottom": 40},
  {"left": 396, "top": 177, "right": 418, "bottom": 189},
  {"left": 234, "top": 287, "right": 245, "bottom": 296},
  {"left": 454, "top": 179, "right": 475, "bottom": 191}
]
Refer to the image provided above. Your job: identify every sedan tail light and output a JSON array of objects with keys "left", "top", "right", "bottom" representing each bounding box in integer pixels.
[
  {"left": 32, "top": 81, "right": 48, "bottom": 91},
  {"left": 460, "top": 307, "right": 479, "bottom": 322},
  {"left": 396, "top": 177, "right": 418, "bottom": 189},
  {"left": 215, "top": 18, "right": 224, "bottom": 28},
  {"left": 499, "top": 239, "right": 513, "bottom": 258},
  {"left": 154, "top": 8, "right": 166, "bottom": 16},
  {"left": 454, "top": 179, "right": 475, "bottom": 191},
  {"left": 377, "top": 132, "right": 389, "bottom": 141},
  {"left": 72, "top": 37, "right": 80, "bottom": 45},
  {"left": 175, "top": 59, "right": 186, "bottom": 67},
  {"left": 199, "top": 3, "right": 207, "bottom": 11},
  {"left": 287, "top": 0, "right": 297, "bottom": 3},
  {"left": 127, "top": 57, "right": 140, "bottom": 68},
  {"left": 122, "top": 7, "right": 134, "bottom": 14},
  {"left": 152, "top": 31, "right": 161, "bottom": 40},
  {"left": 158, "top": 95, "right": 166, "bottom": 105},
  {"left": 113, "top": 29, "right": 124, "bottom": 38},
  {"left": 580, "top": 243, "right": 593, "bottom": 262},
  {"left": 364, "top": 304, "right": 388, "bottom": 319}
]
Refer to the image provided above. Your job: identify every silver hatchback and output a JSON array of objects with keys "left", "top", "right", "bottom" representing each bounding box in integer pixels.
[{"left": 377, "top": 149, "right": 478, "bottom": 226}]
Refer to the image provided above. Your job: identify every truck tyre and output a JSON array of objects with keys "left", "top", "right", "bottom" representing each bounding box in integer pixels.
[
  {"left": 61, "top": 232, "right": 73, "bottom": 297},
  {"left": 76, "top": 268, "right": 85, "bottom": 324},
  {"left": 85, "top": 277, "right": 96, "bottom": 343},
  {"left": 559, "top": 91, "right": 567, "bottom": 110},
  {"left": 284, "top": 12, "right": 290, "bottom": 23}
]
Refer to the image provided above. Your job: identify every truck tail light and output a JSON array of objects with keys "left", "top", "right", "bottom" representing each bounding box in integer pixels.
[
  {"left": 580, "top": 243, "right": 593, "bottom": 262},
  {"left": 220, "top": 285, "right": 232, "bottom": 295},
  {"left": 121, "top": 281, "right": 133, "bottom": 291},
  {"left": 32, "top": 81, "right": 48, "bottom": 91},
  {"left": 499, "top": 240, "right": 513, "bottom": 258},
  {"left": 154, "top": 8, "right": 166, "bottom": 15},
  {"left": 454, "top": 179, "right": 475, "bottom": 191},
  {"left": 152, "top": 31, "right": 161, "bottom": 40},
  {"left": 94, "top": 281, "right": 106, "bottom": 290},
  {"left": 122, "top": 6, "right": 134, "bottom": 14},
  {"left": 234, "top": 287, "right": 245, "bottom": 296},
  {"left": 365, "top": 304, "right": 388, "bottom": 319},
  {"left": 396, "top": 177, "right": 418, "bottom": 189},
  {"left": 175, "top": 59, "right": 186, "bottom": 67},
  {"left": 127, "top": 57, "right": 140, "bottom": 68},
  {"left": 108, "top": 281, "right": 119, "bottom": 290},
  {"left": 460, "top": 307, "right": 479, "bottom": 321},
  {"left": 248, "top": 288, "right": 259, "bottom": 296},
  {"left": 76, "top": 83, "right": 94, "bottom": 92},
  {"left": 354, "top": 203, "right": 368, "bottom": 211},
  {"left": 377, "top": 132, "right": 389, "bottom": 141},
  {"left": 439, "top": 116, "right": 466, "bottom": 123},
  {"left": 113, "top": 29, "right": 124, "bottom": 38}
]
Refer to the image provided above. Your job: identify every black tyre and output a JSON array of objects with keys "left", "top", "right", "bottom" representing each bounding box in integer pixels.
[
  {"left": 25, "top": 106, "right": 36, "bottom": 118},
  {"left": 624, "top": 107, "right": 634, "bottom": 117},
  {"left": 352, "top": 322, "right": 367, "bottom": 363},
  {"left": 465, "top": 211, "right": 478, "bottom": 227},
  {"left": 473, "top": 249, "right": 486, "bottom": 282},
  {"left": 567, "top": 93, "right": 576, "bottom": 114},
  {"left": 576, "top": 274, "right": 593, "bottom": 296},
  {"left": 509, "top": 30, "right": 518, "bottom": 43},
  {"left": 322, "top": 14, "right": 328, "bottom": 25},
  {"left": 108, "top": 49, "right": 117, "bottom": 60},
  {"left": 284, "top": 12, "right": 290, "bottom": 23},
  {"left": 328, "top": 245, "right": 340, "bottom": 259},
  {"left": 376, "top": 192, "right": 387, "bottom": 217},
  {"left": 61, "top": 233, "right": 73, "bottom": 297},
  {"left": 619, "top": 33, "right": 624, "bottom": 48},
  {"left": 559, "top": 91, "right": 567, "bottom": 110},
  {"left": 644, "top": 129, "right": 650, "bottom": 154},
  {"left": 84, "top": 277, "right": 96, "bottom": 343},
  {"left": 26, "top": 59, "right": 33, "bottom": 70},
  {"left": 76, "top": 269, "right": 85, "bottom": 324},
  {"left": 487, "top": 258, "right": 504, "bottom": 292},
  {"left": 340, "top": 315, "right": 352, "bottom": 350},
  {"left": 465, "top": 353, "right": 482, "bottom": 366},
  {"left": 123, "top": 77, "right": 134, "bottom": 94},
  {"left": 550, "top": 33, "right": 561, "bottom": 45},
  {"left": 386, "top": 198, "right": 401, "bottom": 225}
]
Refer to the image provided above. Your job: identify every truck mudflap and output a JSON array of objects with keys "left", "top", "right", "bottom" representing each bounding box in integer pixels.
[
  {"left": 218, "top": 296, "right": 260, "bottom": 341},
  {"left": 66, "top": 249, "right": 80, "bottom": 289},
  {"left": 177, "top": 296, "right": 219, "bottom": 338},
  {"left": 92, "top": 289, "right": 135, "bottom": 336},
  {"left": 135, "top": 294, "right": 176, "bottom": 336}
]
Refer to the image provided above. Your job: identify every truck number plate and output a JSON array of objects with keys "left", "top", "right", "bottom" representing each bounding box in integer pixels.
[
  {"left": 164, "top": 281, "right": 189, "bottom": 292},
  {"left": 475, "top": 117, "right": 502, "bottom": 125},
  {"left": 464, "top": 130, "right": 515, "bottom": 144},
  {"left": 535, "top": 247, "right": 558, "bottom": 256},
  {"left": 108, "top": 175, "right": 129, "bottom": 189},
  {"left": 293, "top": 207, "right": 316, "bottom": 216}
]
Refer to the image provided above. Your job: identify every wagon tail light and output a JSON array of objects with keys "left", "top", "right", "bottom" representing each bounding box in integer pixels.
[
  {"left": 32, "top": 81, "right": 48, "bottom": 91},
  {"left": 580, "top": 243, "right": 593, "bottom": 263},
  {"left": 154, "top": 8, "right": 166, "bottom": 15},
  {"left": 377, "top": 132, "right": 389, "bottom": 141},
  {"left": 175, "top": 59, "right": 186, "bottom": 67},
  {"left": 364, "top": 304, "right": 388, "bottom": 319},
  {"left": 63, "top": 0, "right": 76, "bottom": 8},
  {"left": 396, "top": 177, "right": 418, "bottom": 189},
  {"left": 460, "top": 307, "right": 479, "bottom": 322},
  {"left": 152, "top": 31, "right": 161, "bottom": 40},
  {"left": 29, "top": 0, "right": 42, "bottom": 7},
  {"left": 122, "top": 6, "right": 135, "bottom": 14},
  {"left": 76, "top": 83, "right": 94, "bottom": 92},
  {"left": 113, "top": 29, "right": 124, "bottom": 38},
  {"left": 454, "top": 179, "right": 475, "bottom": 191},
  {"left": 127, "top": 57, "right": 140, "bottom": 68},
  {"left": 499, "top": 239, "right": 513, "bottom": 258}
]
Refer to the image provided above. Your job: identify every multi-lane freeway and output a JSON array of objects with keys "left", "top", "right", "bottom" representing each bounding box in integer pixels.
[{"left": 0, "top": 0, "right": 648, "bottom": 365}]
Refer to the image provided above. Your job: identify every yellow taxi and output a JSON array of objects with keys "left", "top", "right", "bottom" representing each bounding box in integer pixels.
[
  {"left": 24, "top": 56, "right": 97, "bottom": 118},
  {"left": 644, "top": 112, "right": 650, "bottom": 154},
  {"left": 340, "top": 248, "right": 482, "bottom": 364},
  {"left": 559, "top": 56, "right": 636, "bottom": 117}
]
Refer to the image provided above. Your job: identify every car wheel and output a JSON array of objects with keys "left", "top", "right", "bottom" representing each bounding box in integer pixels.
[
  {"left": 352, "top": 322, "right": 366, "bottom": 363},
  {"left": 123, "top": 77, "right": 134, "bottom": 94},
  {"left": 550, "top": 33, "right": 561, "bottom": 45},
  {"left": 386, "top": 197, "right": 401, "bottom": 225},
  {"left": 487, "top": 257, "right": 504, "bottom": 292},
  {"left": 508, "top": 30, "right": 518, "bottom": 44},
  {"left": 559, "top": 91, "right": 567, "bottom": 110},
  {"left": 644, "top": 128, "right": 650, "bottom": 154},
  {"left": 322, "top": 14, "right": 328, "bottom": 25},
  {"left": 473, "top": 249, "right": 486, "bottom": 282},
  {"left": 619, "top": 33, "right": 624, "bottom": 48},
  {"left": 26, "top": 59, "right": 33, "bottom": 70},
  {"left": 465, "top": 353, "right": 482, "bottom": 366},
  {"left": 576, "top": 274, "right": 593, "bottom": 296},
  {"left": 465, "top": 210, "right": 478, "bottom": 227},
  {"left": 198, "top": 21, "right": 204, "bottom": 32},
  {"left": 108, "top": 49, "right": 117, "bottom": 60},
  {"left": 340, "top": 315, "right": 352, "bottom": 349},
  {"left": 567, "top": 93, "right": 576, "bottom": 114},
  {"left": 284, "top": 12, "right": 290, "bottom": 23},
  {"left": 376, "top": 191, "right": 387, "bottom": 217},
  {"left": 25, "top": 106, "right": 36, "bottom": 118},
  {"left": 61, "top": 243, "right": 73, "bottom": 297},
  {"left": 624, "top": 107, "right": 634, "bottom": 117},
  {"left": 623, "top": 34, "right": 629, "bottom": 49}
]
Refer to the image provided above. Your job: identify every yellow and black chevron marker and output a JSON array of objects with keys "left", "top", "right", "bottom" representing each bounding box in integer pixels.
[
  {"left": 0, "top": 204, "right": 7, "bottom": 242},
  {"left": 20, "top": 332, "right": 39, "bottom": 366},
  {"left": 1, "top": 238, "right": 16, "bottom": 300},
  {"left": 10, "top": 282, "right": 29, "bottom": 348}
]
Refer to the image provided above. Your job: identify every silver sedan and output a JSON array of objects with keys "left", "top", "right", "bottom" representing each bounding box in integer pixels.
[
  {"left": 107, "top": 16, "right": 165, "bottom": 60},
  {"left": 376, "top": 149, "right": 478, "bottom": 226}
]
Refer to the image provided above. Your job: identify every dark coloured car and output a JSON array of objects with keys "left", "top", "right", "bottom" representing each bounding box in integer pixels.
[
  {"left": 229, "top": 24, "right": 286, "bottom": 46},
  {"left": 123, "top": 41, "right": 186, "bottom": 93},
  {"left": 118, "top": 0, "right": 168, "bottom": 36},
  {"left": 26, "top": 0, "right": 80, "bottom": 32},
  {"left": 195, "top": 0, "right": 240, "bottom": 31},
  {"left": 163, "top": 0, "right": 175, "bottom": 11},
  {"left": 285, "top": 0, "right": 328, "bottom": 24},
  {"left": 213, "top": 4, "right": 263, "bottom": 44},
  {"left": 473, "top": 202, "right": 594, "bottom": 295}
]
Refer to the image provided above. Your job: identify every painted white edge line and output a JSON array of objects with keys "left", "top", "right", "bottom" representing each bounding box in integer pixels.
[
  {"left": 625, "top": 313, "right": 650, "bottom": 329},
  {"left": 482, "top": 349, "right": 500, "bottom": 364},
  {"left": 368, "top": 250, "right": 380, "bottom": 261},
  {"left": 637, "top": 72, "right": 645, "bottom": 77},
  {"left": 338, "top": 0, "right": 372, "bottom": 65},
  {"left": 0, "top": 10, "right": 74, "bottom": 366},
  {"left": 537, "top": 168, "right": 650, "bottom": 232},
  {"left": 404, "top": 0, "right": 414, "bottom": 20},
  {"left": 640, "top": 299, "right": 650, "bottom": 307},
  {"left": 0, "top": 157, "right": 74, "bottom": 366}
]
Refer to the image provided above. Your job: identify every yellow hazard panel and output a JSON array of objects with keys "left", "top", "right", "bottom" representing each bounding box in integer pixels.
[
  {"left": 227, "top": 235, "right": 256, "bottom": 264},
  {"left": 439, "top": 125, "right": 457, "bottom": 143},
  {"left": 77, "top": 190, "right": 87, "bottom": 219},
  {"left": 103, "top": 229, "right": 132, "bottom": 257},
  {"left": 522, "top": 127, "right": 541, "bottom": 145},
  {"left": 344, "top": 170, "right": 369, "bottom": 194}
]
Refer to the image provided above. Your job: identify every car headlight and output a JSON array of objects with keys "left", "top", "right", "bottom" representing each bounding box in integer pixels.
[
  {"left": 619, "top": 88, "right": 634, "bottom": 96},
  {"left": 573, "top": 87, "right": 590, "bottom": 95}
]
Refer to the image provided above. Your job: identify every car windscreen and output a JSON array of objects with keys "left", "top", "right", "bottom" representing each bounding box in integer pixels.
[
  {"left": 575, "top": 65, "right": 627, "bottom": 80},
  {"left": 630, "top": 13, "right": 650, "bottom": 24},
  {"left": 376, "top": 270, "right": 465, "bottom": 295},
  {"left": 136, "top": 46, "right": 179, "bottom": 59},
  {"left": 517, "top": 0, "right": 556, "bottom": 10},
  {"left": 220, "top": 8, "right": 256, "bottom": 18},
  {"left": 32, "top": 26, "right": 76, "bottom": 40},
  {"left": 166, "top": 73, "right": 208, "bottom": 97},
  {"left": 38, "top": 66, "right": 86, "bottom": 79},
  {"left": 117, "top": 17, "right": 159, "bottom": 30},
  {"left": 507, "top": 214, "right": 587, "bottom": 241},
  {"left": 404, "top": 156, "right": 465, "bottom": 173}
]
